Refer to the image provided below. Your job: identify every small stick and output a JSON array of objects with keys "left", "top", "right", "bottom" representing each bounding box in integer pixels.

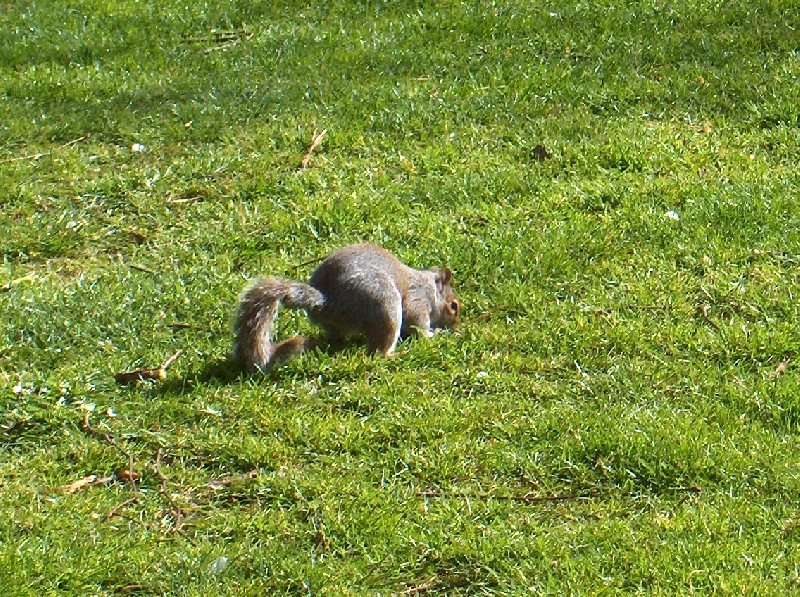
[
  {"left": 59, "top": 133, "right": 91, "bottom": 149},
  {"left": 82, "top": 410, "right": 118, "bottom": 446},
  {"left": 129, "top": 230, "right": 148, "bottom": 244},
  {"left": 154, "top": 448, "right": 169, "bottom": 493},
  {"left": 0, "top": 152, "right": 47, "bottom": 164},
  {"left": 82, "top": 411, "right": 138, "bottom": 496},
  {"left": 128, "top": 264, "right": 156, "bottom": 275},
  {"left": 114, "top": 349, "right": 183, "bottom": 385},
  {"left": 167, "top": 195, "right": 203, "bottom": 204},
  {"left": 56, "top": 474, "right": 116, "bottom": 494},
  {"left": 291, "top": 254, "right": 326, "bottom": 272},
  {"left": 697, "top": 303, "right": 719, "bottom": 330},
  {"left": 1, "top": 272, "right": 37, "bottom": 293},
  {"left": 0, "top": 133, "right": 91, "bottom": 164},
  {"left": 300, "top": 127, "right": 327, "bottom": 170},
  {"left": 166, "top": 323, "right": 203, "bottom": 331},
  {"left": 154, "top": 448, "right": 183, "bottom": 533},
  {"left": 107, "top": 496, "right": 140, "bottom": 520}
]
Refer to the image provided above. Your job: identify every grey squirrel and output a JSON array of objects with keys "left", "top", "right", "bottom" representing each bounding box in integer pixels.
[{"left": 233, "top": 243, "right": 460, "bottom": 372}]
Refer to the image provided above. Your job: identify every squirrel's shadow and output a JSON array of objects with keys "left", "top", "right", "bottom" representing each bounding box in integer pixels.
[
  {"left": 149, "top": 338, "right": 368, "bottom": 397},
  {"left": 147, "top": 357, "right": 243, "bottom": 397}
]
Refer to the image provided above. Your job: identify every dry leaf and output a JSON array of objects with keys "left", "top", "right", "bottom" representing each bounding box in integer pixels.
[
  {"left": 57, "top": 474, "right": 115, "bottom": 494},
  {"left": 115, "top": 349, "right": 182, "bottom": 385},
  {"left": 770, "top": 359, "right": 790, "bottom": 380},
  {"left": 59, "top": 475, "right": 98, "bottom": 494},
  {"left": 116, "top": 469, "right": 141, "bottom": 482}
]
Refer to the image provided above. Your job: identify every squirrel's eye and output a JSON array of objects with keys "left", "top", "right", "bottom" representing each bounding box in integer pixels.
[{"left": 450, "top": 301, "right": 459, "bottom": 314}]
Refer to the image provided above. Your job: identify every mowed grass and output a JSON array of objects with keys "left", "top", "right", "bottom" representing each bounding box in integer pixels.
[{"left": 3, "top": 0, "right": 800, "bottom": 593}]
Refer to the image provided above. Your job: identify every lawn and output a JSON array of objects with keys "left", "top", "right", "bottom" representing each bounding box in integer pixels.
[{"left": 3, "top": 0, "right": 800, "bottom": 594}]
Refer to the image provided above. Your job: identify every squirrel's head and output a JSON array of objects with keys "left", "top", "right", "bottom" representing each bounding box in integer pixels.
[{"left": 432, "top": 267, "right": 460, "bottom": 328}]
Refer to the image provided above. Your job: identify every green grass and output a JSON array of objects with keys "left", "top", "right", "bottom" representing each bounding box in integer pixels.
[{"left": 4, "top": 0, "right": 800, "bottom": 593}]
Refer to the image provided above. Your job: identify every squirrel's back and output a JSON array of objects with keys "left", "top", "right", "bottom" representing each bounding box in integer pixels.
[
  {"left": 310, "top": 244, "right": 410, "bottom": 298},
  {"left": 308, "top": 244, "right": 410, "bottom": 345}
]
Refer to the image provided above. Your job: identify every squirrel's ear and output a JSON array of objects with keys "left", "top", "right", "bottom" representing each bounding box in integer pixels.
[{"left": 437, "top": 267, "right": 452, "bottom": 286}]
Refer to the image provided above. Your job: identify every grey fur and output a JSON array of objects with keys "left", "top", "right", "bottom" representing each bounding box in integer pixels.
[
  {"left": 232, "top": 244, "right": 459, "bottom": 372},
  {"left": 232, "top": 278, "right": 324, "bottom": 372}
]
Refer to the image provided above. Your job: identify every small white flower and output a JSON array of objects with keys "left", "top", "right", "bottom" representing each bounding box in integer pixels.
[
  {"left": 664, "top": 210, "right": 680, "bottom": 221},
  {"left": 131, "top": 143, "right": 146, "bottom": 153},
  {"left": 476, "top": 371, "right": 489, "bottom": 378}
]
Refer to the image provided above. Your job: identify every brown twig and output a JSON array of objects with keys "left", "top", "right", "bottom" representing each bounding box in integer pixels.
[
  {"left": 114, "top": 349, "right": 183, "bottom": 385},
  {"left": 0, "top": 151, "right": 47, "bottom": 164},
  {"left": 291, "top": 254, "right": 326, "bottom": 272},
  {"left": 0, "top": 133, "right": 91, "bottom": 164},
  {"left": 167, "top": 195, "right": 203, "bottom": 204},
  {"left": 671, "top": 485, "right": 702, "bottom": 507},
  {"left": 166, "top": 323, "right": 207, "bottom": 331},
  {"left": 129, "top": 230, "right": 148, "bottom": 244},
  {"left": 154, "top": 448, "right": 184, "bottom": 533},
  {"left": 153, "top": 448, "right": 170, "bottom": 493},
  {"left": 417, "top": 486, "right": 698, "bottom": 508},
  {"left": 128, "top": 263, "right": 156, "bottom": 275},
  {"left": 56, "top": 474, "right": 116, "bottom": 494},
  {"left": 697, "top": 303, "right": 720, "bottom": 330},
  {"left": 59, "top": 133, "right": 92, "bottom": 149},
  {"left": 300, "top": 127, "right": 327, "bottom": 170},
  {"left": 82, "top": 411, "right": 138, "bottom": 496},
  {"left": 1, "top": 272, "right": 37, "bottom": 293},
  {"left": 108, "top": 496, "right": 139, "bottom": 518}
]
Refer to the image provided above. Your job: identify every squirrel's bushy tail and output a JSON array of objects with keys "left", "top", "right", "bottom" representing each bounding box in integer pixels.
[{"left": 233, "top": 278, "right": 325, "bottom": 372}]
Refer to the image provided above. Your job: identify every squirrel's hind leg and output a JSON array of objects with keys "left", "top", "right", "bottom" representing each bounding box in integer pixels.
[
  {"left": 270, "top": 336, "right": 310, "bottom": 365},
  {"left": 366, "top": 324, "right": 401, "bottom": 356},
  {"left": 365, "top": 299, "right": 403, "bottom": 357}
]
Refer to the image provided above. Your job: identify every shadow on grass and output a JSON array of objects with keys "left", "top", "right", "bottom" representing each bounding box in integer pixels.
[
  {"left": 148, "top": 337, "right": 373, "bottom": 397},
  {"left": 147, "top": 357, "right": 246, "bottom": 397}
]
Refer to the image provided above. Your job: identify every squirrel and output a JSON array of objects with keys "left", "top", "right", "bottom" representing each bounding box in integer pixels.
[{"left": 232, "top": 243, "right": 460, "bottom": 372}]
